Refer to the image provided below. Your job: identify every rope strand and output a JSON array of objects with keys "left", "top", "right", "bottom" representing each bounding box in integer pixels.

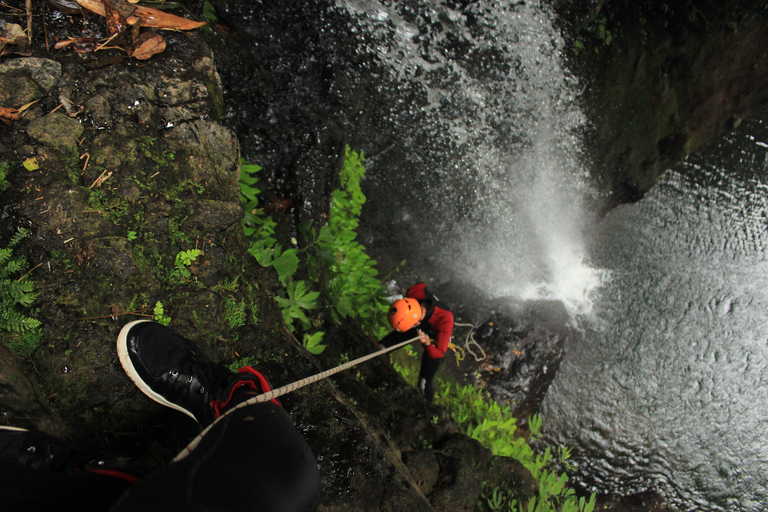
[{"left": 173, "top": 335, "right": 420, "bottom": 462}]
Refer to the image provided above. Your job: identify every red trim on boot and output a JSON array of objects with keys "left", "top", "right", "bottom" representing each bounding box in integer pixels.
[
  {"left": 210, "top": 366, "right": 282, "bottom": 417},
  {"left": 86, "top": 468, "right": 142, "bottom": 484}
]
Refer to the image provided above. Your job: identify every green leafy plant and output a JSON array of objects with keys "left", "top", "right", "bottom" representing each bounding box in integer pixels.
[
  {"left": 1, "top": 228, "right": 41, "bottom": 334},
  {"left": 240, "top": 162, "right": 299, "bottom": 285},
  {"left": 153, "top": 301, "right": 171, "bottom": 326},
  {"left": 573, "top": 12, "right": 615, "bottom": 56},
  {"left": 307, "top": 146, "right": 390, "bottom": 338},
  {"left": 484, "top": 487, "right": 514, "bottom": 512},
  {"left": 9, "top": 328, "right": 43, "bottom": 357},
  {"left": 302, "top": 331, "right": 326, "bottom": 354},
  {"left": 174, "top": 249, "right": 202, "bottom": 279},
  {"left": 201, "top": 1, "right": 218, "bottom": 23},
  {"left": 224, "top": 298, "right": 247, "bottom": 330},
  {"left": 434, "top": 380, "right": 595, "bottom": 511},
  {"left": 274, "top": 280, "right": 319, "bottom": 331}
]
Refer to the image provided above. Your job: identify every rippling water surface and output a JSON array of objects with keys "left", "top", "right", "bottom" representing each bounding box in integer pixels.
[{"left": 542, "top": 117, "right": 768, "bottom": 511}]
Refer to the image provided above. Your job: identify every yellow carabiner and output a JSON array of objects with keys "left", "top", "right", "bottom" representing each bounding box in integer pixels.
[{"left": 448, "top": 342, "right": 466, "bottom": 363}]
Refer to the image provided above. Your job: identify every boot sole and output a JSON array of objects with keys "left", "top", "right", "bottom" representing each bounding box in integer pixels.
[{"left": 117, "top": 320, "right": 198, "bottom": 422}]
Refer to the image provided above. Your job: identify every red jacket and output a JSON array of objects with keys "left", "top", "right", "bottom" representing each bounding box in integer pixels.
[{"left": 406, "top": 283, "right": 454, "bottom": 360}]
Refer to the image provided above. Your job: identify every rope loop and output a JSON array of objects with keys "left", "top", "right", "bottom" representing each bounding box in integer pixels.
[{"left": 453, "top": 322, "right": 487, "bottom": 362}]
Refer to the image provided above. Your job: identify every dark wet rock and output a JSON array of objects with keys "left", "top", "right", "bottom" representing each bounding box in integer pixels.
[
  {"left": 404, "top": 449, "right": 441, "bottom": 494},
  {"left": 0, "top": 344, "right": 72, "bottom": 438},
  {"left": 163, "top": 120, "right": 241, "bottom": 198},
  {"left": 430, "top": 451, "right": 484, "bottom": 512},
  {"left": 438, "top": 433, "right": 493, "bottom": 471},
  {"left": 89, "top": 129, "right": 139, "bottom": 170},
  {"left": 486, "top": 457, "right": 538, "bottom": 504},
  {"left": 25, "top": 113, "right": 83, "bottom": 149},
  {"left": 19, "top": 183, "right": 120, "bottom": 244},
  {"left": 181, "top": 199, "right": 242, "bottom": 232},
  {"left": 552, "top": 0, "right": 768, "bottom": 206},
  {"left": 82, "top": 236, "right": 137, "bottom": 281},
  {"left": 468, "top": 300, "right": 572, "bottom": 424},
  {"left": 0, "top": 57, "right": 62, "bottom": 106}
]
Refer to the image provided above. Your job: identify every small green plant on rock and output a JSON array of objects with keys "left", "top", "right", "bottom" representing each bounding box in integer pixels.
[
  {"left": 0, "top": 161, "right": 10, "bottom": 191},
  {"left": 153, "top": 301, "right": 171, "bottom": 326},
  {"left": 226, "top": 354, "right": 259, "bottom": 372},
  {"left": 1, "top": 228, "right": 41, "bottom": 334},
  {"left": 174, "top": 249, "right": 202, "bottom": 279},
  {"left": 224, "top": 298, "right": 247, "bottom": 330}
]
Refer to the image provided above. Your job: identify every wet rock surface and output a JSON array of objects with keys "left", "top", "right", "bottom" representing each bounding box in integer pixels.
[
  {"left": 479, "top": 301, "right": 571, "bottom": 424},
  {"left": 553, "top": 0, "right": 768, "bottom": 205}
]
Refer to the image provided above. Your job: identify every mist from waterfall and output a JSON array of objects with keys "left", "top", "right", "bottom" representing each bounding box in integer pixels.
[{"left": 341, "top": 0, "right": 604, "bottom": 314}]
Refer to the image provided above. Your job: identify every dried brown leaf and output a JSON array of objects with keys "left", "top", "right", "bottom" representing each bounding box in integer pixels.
[
  {"left": 76, "top": 0, "right": 206, "bottom": 30},
  {"left": 132, "top": 7, "right": 206, "bottom": 30},
  {"left": 131, "top": 33, "right": 165, "bottom": 60},
  {"left": 76, "top": 0, "right": 107, "bottom": 17},
  {"left": 0, "top": 107, "right": 21, "bottom": 124}
]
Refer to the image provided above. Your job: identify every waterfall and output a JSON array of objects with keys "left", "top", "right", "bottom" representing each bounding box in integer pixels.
[{"left": 342, "top": 0, "right": 603, "bottom": 314}]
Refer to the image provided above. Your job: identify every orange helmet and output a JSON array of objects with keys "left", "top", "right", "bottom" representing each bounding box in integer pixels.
[{"left": 388, "top": 298, "right": 422, "bottom": 332}]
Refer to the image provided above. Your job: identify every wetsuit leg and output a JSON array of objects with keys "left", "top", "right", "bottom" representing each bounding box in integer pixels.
[
  {"left": 418, "top": 357, "right": 444, "bottom": 403},
  {"left": 108, "top": 401, "right": 320, "bottom": 512}
]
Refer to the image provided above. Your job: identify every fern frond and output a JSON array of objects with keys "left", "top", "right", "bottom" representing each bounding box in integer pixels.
[
  {"left": 0, "top": 308, "right": 41, "bottom": 332},
  {"left": 8, "top": 227, "right": 29, "bottom": 248},
  {"left": 0, "top": 248, "right": 11, "bottom": 269},
  {"left": 0, "top": 258, "right": 25, "bottom": 279},
  {"left": 0, "top": 228, "right": 39, "bottom": 335}
]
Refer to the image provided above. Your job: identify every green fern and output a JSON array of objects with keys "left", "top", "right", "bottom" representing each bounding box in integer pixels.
[{"left": 1, "top": 228, "right": 41, "bottom": 334}]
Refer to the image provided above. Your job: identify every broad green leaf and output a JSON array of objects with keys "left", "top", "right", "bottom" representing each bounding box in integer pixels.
[{"left": 271, "top": 249, "right": 299, "bottom": 285}]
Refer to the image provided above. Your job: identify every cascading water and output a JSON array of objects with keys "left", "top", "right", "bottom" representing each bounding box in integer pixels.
[
  {"left": 341, "top": 0, "right": 603, "bottom": 314},
  {"left": 541, "top": 116, "right": 768, "bottom": 512}
]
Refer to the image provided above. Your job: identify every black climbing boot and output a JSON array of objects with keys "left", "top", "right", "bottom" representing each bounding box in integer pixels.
[{"left": 117, "top": 320, "right": 277, "bottom": 426}]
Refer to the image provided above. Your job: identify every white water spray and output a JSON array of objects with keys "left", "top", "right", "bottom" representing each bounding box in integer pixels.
[{"left": 341, "top": 0, "right": 604, "bottom": 314}]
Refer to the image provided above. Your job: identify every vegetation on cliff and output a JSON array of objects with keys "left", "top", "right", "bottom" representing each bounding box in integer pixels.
[{"left": 241, "top": 146, "right": 596, "bottom": 512}]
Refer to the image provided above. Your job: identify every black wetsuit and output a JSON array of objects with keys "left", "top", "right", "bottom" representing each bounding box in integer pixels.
[{"left": 0, "top": 402, "right": 320, "bottom": 512}]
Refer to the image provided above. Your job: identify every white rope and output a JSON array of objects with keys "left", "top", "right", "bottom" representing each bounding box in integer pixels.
[
  {"left": 240, "top": 335, "right": 420, "bottom": 405},
  {"left": 173, "top": 335, "right": 420, "bottom": 461},
  {"left": 454, "top": 322, "right": 487, "bottom": 362}
]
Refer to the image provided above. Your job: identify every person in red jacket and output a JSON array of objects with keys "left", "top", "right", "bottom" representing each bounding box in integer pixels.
[{"left": 380, "top": 283, "right": 454, "bottom": 403}]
